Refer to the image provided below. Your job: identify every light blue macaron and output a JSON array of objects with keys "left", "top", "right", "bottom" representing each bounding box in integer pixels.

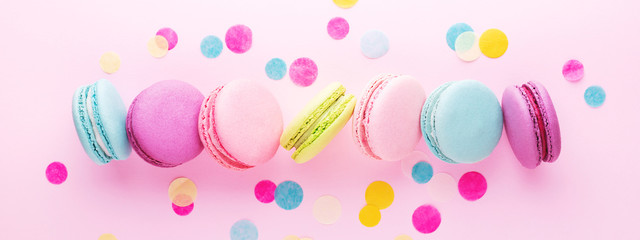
[
  {"left": 421, "top": 80, "right": 503, "bottom": 164},
  {"left": 72, "top": 79, "right": 131, "bottom": 165}
]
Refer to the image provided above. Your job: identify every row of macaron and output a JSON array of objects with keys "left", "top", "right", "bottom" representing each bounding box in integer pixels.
[{"left": 72, "top": 75, "right": 561, "bottom": 170}]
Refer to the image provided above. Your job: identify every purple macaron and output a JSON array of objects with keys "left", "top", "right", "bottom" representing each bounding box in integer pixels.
[
  {"left": 126, "top": 80, "right": 204, "bottom": 167},
  {"left": 502, "top": 81, "right": 561, "bottom": 169}
]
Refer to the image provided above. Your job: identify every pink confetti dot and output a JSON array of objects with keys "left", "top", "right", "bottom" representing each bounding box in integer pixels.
[
  {"left": 46, "top": 162, "right": 67, "bottom": 185},
  {"left": 562, "top": 59, "right": 584, "bottom": 82},
  {"left": 172, "top": 202, "right": 194, "bottom": 216},
  {"left": 327, "top": 17, "right": 349, "bottom": 40},
  {"left": 458, "top": 171, "right": 487, "bottom": 201},
  {"left": 412, "top": 205, "right": 441, "bottom": 234},
  {"left": 225, "top": 24, "right": 252, "bottom": 54},
  {"left": 156, "top": 27, "right": 178, "bottom": 50},
  {"left": 254, "top": 180, "right": 276, "bottom": 203},
  {"left": 289, "top": 57, "right": 318, "bottom": 87}
]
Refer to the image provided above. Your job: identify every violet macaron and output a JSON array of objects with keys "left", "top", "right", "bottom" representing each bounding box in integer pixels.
[
  {"left": 126, "top": 80, "right": 204, "bottom": 167},
  {"left": 502, "top": 81, "right": 561, "bottom": 169}
]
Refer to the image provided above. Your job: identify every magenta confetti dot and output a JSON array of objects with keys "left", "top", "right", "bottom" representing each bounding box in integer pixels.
[
  {"left": 46, "top": 162, "right": 67, "bottom": 185},
  {"left": 289, "top": 57, "right": 318, "bottom": 87},
  {"left": 172, "top": 202, "right": 194, "bottom": 216},
  {"left": 254, "top": 180, "right": 276, "bottom": 203},
  {"left": 458, "top": 171, "right": 487, "bottom": 201},
  {"left": 412, "top": 205, "right": 441, "bottom": 234},
  {"left": 562, "top": 59, "right": 584, "bottom": 82},
  {"left": 225, "top": 24, "right": 252, "bottom": 54},
  {"left": 327, "top": 17, "right": 349, "bottom": 40},
  {"left": 156, "top": 27, "right": 178, "bottom": 50}
]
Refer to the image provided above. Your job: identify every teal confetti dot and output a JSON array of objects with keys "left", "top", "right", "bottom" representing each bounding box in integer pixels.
[
  {"left": 275, "top": 181, "right": 303, "bottom": 210},
  {"left": 360, "top": 30, "right": 389, "bottom": 59},
  {"left": 412, "top": 161, "right": 434, "bottom": 184},
  {"left": 446, "top": 23, "right": 473, "bottom": 51},
  {"left": 584, "top": 85, "right": 606, "bottom": 108},
  {"left": 230, "top": 219, "right": 258, "bottom": 240},
  {"left": 265, "top": 58, "right": 287, "bottom": 80},
  {"left": 200, "top": 35, "right": 223, "bottom": 58}
]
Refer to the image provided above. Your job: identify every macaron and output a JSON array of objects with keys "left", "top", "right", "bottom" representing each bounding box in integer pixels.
[
  {"left": 502, "top": 81, "right": 561, "bottom": 169},
  {"left": 126, "top": 80, "right": 204, "bottom": 167},
  {"left": 199, "top": 80, "right": 283, "bottom": 170},
  {"left": 421, "top": 80, "right": 503, "bottom": 164},
  {"left": 353, "top": 74, "right": 426, "bottom": 161},
  {"left": 281, "top": 82, "right": 356, "bottom": 163},
  {"left": 72, "top": 79, "right": 131, "bottom": 165}
]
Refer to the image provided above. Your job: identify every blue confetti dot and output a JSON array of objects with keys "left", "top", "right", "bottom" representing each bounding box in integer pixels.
[
  {"left": 584, "top": 85, "right": 606, "bottom": 108},
  {"left": 360, "top": 30, "right": 389, "bottom": 59},
  {"left": 412, "top": 161, "right": 434, "bottom": 184},
  {"left": 446, "top": 23, "right": 474, "bottom": 51},
  {"left": 275, "top": 181, "right": 303, "bottom": 210},
  {"left": 230, "top": 219, "right": 258, "bottom": 240},
  {"left": 200, "top": 35, "right": 223, "bottom": 58},
  {"left": 265, "top": 58, "right": 287, "bottom": 80}
]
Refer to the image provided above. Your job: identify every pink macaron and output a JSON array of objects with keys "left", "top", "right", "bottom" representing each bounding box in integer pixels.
[
  {"left": 199, "top": 80, "right": 283, "bottom": 170},
  {"left": 502, "top": 81, "right": 561, "bottom": 169},
  {"left": 353, "top": 74, "right": 427, "bottom": 161},
  {"left": 126, "top": 80, "right": 204, "bottom": 167}
]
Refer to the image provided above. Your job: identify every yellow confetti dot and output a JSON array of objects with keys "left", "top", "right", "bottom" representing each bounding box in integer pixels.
[
  {"left": 365, "top": 181, "right": 394, "bottom": 209},
  {"left": 359, "top": 204, "right": 381, "bottom": 227},
  {"left": 395, "top": 234, "right": 413, "bottom": 240},
  {"left": 99, "top": 51, "right": 121, "bottom": 74},
  {"left": 168, "top": 177, "right": 197, "bottom": 203},
  {"left": 98, "top": 233, "right": 117, "bottom": 240},
  {"left": 333, "top": 0, "right": 358, "bottom": 9},
  {"left": 479, "top": 28, "right": 508, "bottom": 58},
  {"left": 172, "top": 193, "right": 194, "bottom": 207},
  {"left": 147, "top": 35, "right": 169, "bottom": 58},
  {"left": 283, "top": 235, "right": 300, "bottom": 240}
]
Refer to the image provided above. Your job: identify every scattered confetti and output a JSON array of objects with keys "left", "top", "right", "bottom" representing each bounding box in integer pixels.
[
  {"left": 98, "top": 233, "right": 118, "bottom": 240},
  {"left": 360, "top": 30, "right": 389, "bottom": 59},
  {"left": 226, "top": 24, "right": 252, "bottom": 54},
  {"left": 156, "top": 27, "right": 178, "bottom": 50},
  {"left": 426, "top": 173, "right": 457, "bottom": 203},
  {"left": 401, "top": 151, "right": 429, "bottom": 179},
  {"left": 147, "top": 35, "right": 169, "bottom": 58},
  {"left": 333, "top": 0, "right": 358, "bottom": 9},
  {"left": 172, "top": 193, "right": 194, "bottom": 207},
  {"left": 230, "top": 219, "right": 258, "bottom": 240},
  {"left": 46, "top": 161, "right": 67, "bottom": 185},
  {"left": 275, "top": 181, "right": 304, "bottom": 210},
  {"left": 394, "top": 235, "right": 413, "bottom": 240},
  {"left": 359, "top": 204, "right": 381, "bottom": 227},
  {"left": 412, "top": 161, "right": 434, "bottom": 184},
  {"left": 201, "top": 35, "right": 223, "bottom": 58},
  {"left": 265, "top": 58, "right": 287, "bottom": 80},
  {"left": 168, "top": 177, "right": 197, "bottom": 202},
  {"left": 99, "top": 51, "right": 121, "bottom": 74},
  {"left": 312, "top": 195, "right": 342, "bottom": 225},
  {"left": 458, "top": 171, "right": 487, "bottom": 201},
  {"left": 172, "top": 202, "right": 194, "bottom": 216},
  {"left": 254, "top": 180, "right": 276, "bottom": 203},
  {"left": 455, "top": 31, "right": 481, "bottom": 62},
  {"left": 563, "top": 59, "right": 584, "bottom": 82},
  {"left": 289, "top": 57, "right": 318, "bottom": 87},
  {"left": 446, "top": 23, "right": 473, "bottom": 50},
  {"left": 412, "top": 205, "right": 441, "bottom": 234},
  {"left": 584, "top": 85, "right": 606, "bottom": 108},
  {"left": 479, "top": 28, "right": 508, "bottom": 58},
  {"left": 327, "top": 17, "right": 349, "bottom": 40},
  {"left": 365, "top": 181, "right": 394, "bottom": 209}
]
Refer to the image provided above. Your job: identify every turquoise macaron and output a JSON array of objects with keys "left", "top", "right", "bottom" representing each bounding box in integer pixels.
[
  {"left": 72, "top": 79, "right": 131, "bottom": 165},
  {"left": 420, "top": 80, "right": 503, "bottom": 164}
]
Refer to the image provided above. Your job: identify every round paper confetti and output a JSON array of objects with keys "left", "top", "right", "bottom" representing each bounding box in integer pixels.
[
  {"left": 254, "top": 180, "right": 276, "bottom": 203},
  {"left": 168, "top": 177, "right": 197, "bottom": 201},
  {"left": 412, "top": 205, "right": 441, "bottom": 234},
  {"left": 426, "top": 173, "right": 457, "bottom": 203},
  {"left": 172, "top": 202, "right": 194, "bottom": 216},
  {"left": 327, "top": 17, "right": 349, "bottom": 40},
  {"left": 46, "top": 161, "right": 67, "bottom": 185},
  {"left": 312, "top": 195, "right": 342, "bottom": 225},
  {"left": 458, "top": 171, "right": 487, "bottom": 201},
  {"left": 147, "top": 35, "right": 169, "bottom": 58},
  {"left": 479, "top": 28, "right": 508, "bottom": 58},
  {"left": 265, "top": 58, "right": 287, "bottom": 80},
  {"left": 394, "top": 235, "right": 412, "bottom": 240},
  {"left": 99, "top": 51, "right": 121, "bottom": 74},
  {"left": 365, "top": 181, "right": 394, "bottom": 209},
  {"left": 289, "top": 57, "right": 318, "bottom": 87},
  {"left": 412, "top": 161, "right": 434, "bottom": 184},
  {"left": 360, "top": 30, "right": 390, "bottom": 59},
  {"left": 98, "top": 233, "right": 118, "bottom": 240},
  {"left": 172, "top": 193, "right": 194, "bottom": 207},
  {"left": 283, "top": 236, "right": 300, "bottom": 240},
  {"left": 333, "top": 0, "right": 358, "bottom": 8},
  {"left": 275, "top": 181, "right": 304, "bottom": 210},
  {"left": 455, "top": 32, "right": 481, "bottom": 62},
  {"left": 563, "top": 59, "right": 584, "bottom": 82},
  {"left": 156, "top": 27, "right": 178, "bottom": 50},
  {"left": 201, "top": 35, "right": 223, "bottom": 59},
  {"left": 359, "top": 204, "right": 381, "bottom": 227},
  {"left": 584, "top": 85, "right": 606, "bottom": 108},
  {"left": 401, "top": 151, "right": 429, "bottom": 178},
  {"left": 446, "top": 23, "right": 473, "bottom": 50},
  {"left": 225, "top": 24, "right": 252, "bottom": 54},
  {"left": 230, "top": 219, "right": 258, "bottom": 240}
]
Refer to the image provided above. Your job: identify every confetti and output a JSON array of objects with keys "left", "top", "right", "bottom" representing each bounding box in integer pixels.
[
  {"left": 230, "top": 219, "right": 258, "bottom": 240},
  {"left": 333, "top": 0, "right": 358, "bottom": 9},
  {"left": 201, "top": 35, "right": 223, "bottom": 59},
  {"left": 168, "top": 177, "right": 197, "bottom": 202},
  {"left": 312, "top": 195, "right": 342, "bottom": 225},
  {"left": 172, "top": 202, "right": 194, "bottom": 216},
  {"left": 289, "top": 57, "right": 318, "bottom": 87},
  {"left": 365, "top": 181, "right": 394, "bottom": 209},
  {"left": 147, "top": 35, "right": 169, "bottom": 58},
  {"left": 46, "top": 161, "right": 67, "bottom": 185},
  {"left": 360, "top": 30, "right": 389, "bottom": 59},
  {"left": 283, "top": 236, "right": 300, "bottom": 240},
  {"left": 400, "top": 151, "right": 429, "bottom": 179},
  {"left": 254, "top": 180, "right": 276, "bottom": 203},
  {"left": 455, "top": 32, "right": 481, "bottom": 62},
  {"left": 275, "top": 181, "right": 304, "bottom": 210},
  {"left": 563, "top": 59, "right": 584, "bottom": 82},
  {"left": 394, "top": 235, "right": 412, "bottom": 240},
  {"left": 584, "top": 85, "right": 606, "bottom": 108},
  {"left": 412, "top": 205, "right": 441, "bottom": 234},
  {"left": 479, "top": 28, "right": 508, "bottom": 58},
  {"left": 426, "top": 173, "right": 457, "bottom": 203},
  {"left": 98, "top": 233, "right": 118, "bottom": 240},
  {"left": 265, "top": 58, "right": 287, "bottom": 80},
  {"left": 411, "top": 161, "right": 434, "bottom": 184},
  {"left": 156, "top": 27, "right": 178, "bottom": 50},
  {"left": 446, "top": 23, "right": 473, "bottom": 51},
  {"left": 327, "top": 17, "right": 349, "bottom": 40},
  {"left": 359, "top": 204, "right": 381, "bottom": 227},
  {"left": 226, "top": 24, "right": 252, "bottom": 54},
  {"left": 172, "top": 193, "right": 194, "bottom": 207},
  {"left": 99, "top": 51, "right": 121, "bottom": 74},
  {"left": 458, "top": 171, "right": 487, "bottom": 201}
]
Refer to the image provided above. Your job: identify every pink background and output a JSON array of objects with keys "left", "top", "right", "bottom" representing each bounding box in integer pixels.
[{"left": 1, "top": 0, "right": 639, "bottom": 239}]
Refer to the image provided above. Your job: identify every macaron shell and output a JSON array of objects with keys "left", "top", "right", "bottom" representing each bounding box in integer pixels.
[
  {"left": 93, "top": 79, "right": 130, "bottom": 160},
  {"left": 502, "top": 86, "right": 541, "bottom": 168},
  {"left": 72, "top": 85, "right": 105, "bottom": 164},
  {"left": 529, "top": 81, "right": 561, "bottom": 163}
]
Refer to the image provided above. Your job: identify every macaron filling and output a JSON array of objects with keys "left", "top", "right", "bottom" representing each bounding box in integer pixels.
[
  {"left": 421, "top": 82, "right": 456, "bottom": 163},
  {"left": 354, "top": 74, "right": 395, "bottom": 160},
  {"left": 85, "top": 85, "right": 114, "bottom": 159},
  {"left": 519, "top": 83, "right": 549, "bottom": 162}
]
